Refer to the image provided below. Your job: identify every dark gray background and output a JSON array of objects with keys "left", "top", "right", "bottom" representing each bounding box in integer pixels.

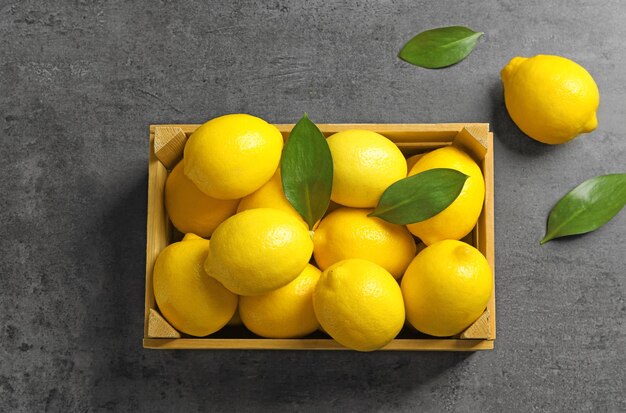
[{"left": 1, "top": 0, "right": 625, "bottom": 411}]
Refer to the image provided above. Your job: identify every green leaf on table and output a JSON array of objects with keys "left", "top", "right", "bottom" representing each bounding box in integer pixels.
[
  {"left": 369, "top": 168, "right": 468, "bottom": 225},
  {"left": 398, "top": 26, "right": 484, "bottom": 69},
  {"left": 541, "top": 173, "right": 626, "bottom": 244},
  {"left": 281, "top": 114, "right": 333, "bottom": 230}
]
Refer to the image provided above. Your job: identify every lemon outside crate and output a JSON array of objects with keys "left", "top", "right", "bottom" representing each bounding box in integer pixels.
[{"left": 144, "top": 123, "right": 496, "bottom": 351}]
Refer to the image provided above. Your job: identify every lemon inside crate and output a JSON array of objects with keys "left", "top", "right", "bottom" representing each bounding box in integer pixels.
[{"left": 144, "top": 123, "right": 495, "bottom": 351}]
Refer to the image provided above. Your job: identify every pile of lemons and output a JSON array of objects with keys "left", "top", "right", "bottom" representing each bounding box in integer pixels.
[{"left": 153, "top": 114, "right": 492, "bottom": 351}]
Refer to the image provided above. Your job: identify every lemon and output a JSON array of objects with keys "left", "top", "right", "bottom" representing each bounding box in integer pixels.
[
  {"left": 327, "top": 130, "right": 407, "bottom": 208},
  {"left": 204, "top": 208, "right": 313, "bottom": 296},
  {"left": 313, "top": 207, "right": 416, "bottom": 279},
  {"left": 184, "top": 114, "right": 283, "bottom": 199},
  {"left": 239, "top": 264, "right": 321, "bottom": 338},
  {"left": 153, "top": 234, "right": 238, "bottom": 337},
  {"left": 313, "top": 259, "right": 405, "bottom": 351},
  {"left": 237, "top": 169, "right": 305, "bottom": 226},
  {"left": 501, "top": 55, "right": 599, "bottom": 144},
  {"left": 165, "top": 162, "right": 239, "bottom": 237},
  {"left": 406, "top": 146, "right": 484, "bottom": 245},
  {"left": 401, "top": 240, "right": 492, "bottom": 337}
]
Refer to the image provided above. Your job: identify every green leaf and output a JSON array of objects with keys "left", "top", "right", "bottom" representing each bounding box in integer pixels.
[
  {"left": 398, "top": 26, "right": 484, "bottom": 69},
  {"left": 541, "top": 173, "right": 626, "bottom": 244},
  {"left": 281, "top": 114, "right": 333, "bottom": 230},
  {"left": 369, "top": 168, "right": 469, "bottom": 225}
]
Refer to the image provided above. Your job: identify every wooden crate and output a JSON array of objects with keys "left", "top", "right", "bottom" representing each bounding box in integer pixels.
[{"left": 144, "top": 123, "right": 495, "bottom": 351}]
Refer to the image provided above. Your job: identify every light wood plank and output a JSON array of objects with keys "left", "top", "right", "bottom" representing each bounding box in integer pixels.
[
  {"left": 150, "top": 123, "right": 490, "bottom": 143},
  {"left": 484, "top": 133, "right": 496, "bottom": 339},
  {"left": 143, "top": 338, "right": 493, "bottom": 351},
  {"left": 472, "top": 132, "right": 495, "bottom": 340},
  {"left": 451, "top": 129, "right": 494, "bottom": 341},
  {"left": 144, "top": 132, "right": 171, "bottom": 338}
]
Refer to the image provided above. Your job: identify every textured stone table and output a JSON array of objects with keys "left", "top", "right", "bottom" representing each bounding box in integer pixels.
[{"left": 1, "top": 1, "right": 624, "bottom": 411}]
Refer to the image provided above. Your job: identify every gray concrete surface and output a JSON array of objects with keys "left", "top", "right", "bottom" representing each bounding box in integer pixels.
[{"left": 1, "top": 0, "right": 625, "bottom": 411}]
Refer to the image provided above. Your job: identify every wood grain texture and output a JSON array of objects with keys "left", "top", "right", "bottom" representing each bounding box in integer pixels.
[
  {"left": 144, "top": 123, "right": 496, "bottom": 350},
  {"left": 144, "top": 132, "right": 172, "bottom": 338},
  {"left": 484, "top": 132, "right": 496, "bottom": 339},
  {"left": 150, "top": 123, "right": 489, "bottom": 142},
  {"left": 143, "top": 338, "right": 494, "bottom": 351}
]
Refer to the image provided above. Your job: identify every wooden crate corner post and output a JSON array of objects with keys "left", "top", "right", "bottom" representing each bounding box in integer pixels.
[
  {"left": 153, "top": 126, "right": 187, "bottom": 169},
  {"left": 148, "top": 309, "right": 181, "bottom": 338},
  {"left": 451, "top": 125, "right": 489, "bottom": 162}
]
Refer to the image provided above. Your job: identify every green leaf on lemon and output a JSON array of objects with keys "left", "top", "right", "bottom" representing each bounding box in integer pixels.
[
  {"left": 540, "top": 173, "right": 626, "bottom": 244},
  {"left": 281, "top": 114, "right": 333, "bottom": 230},
  {"left": 399, "top": 26, "right": 483, "bottom": 69},
  {"left": 369, "top": 168, "right": 469, "bottom": 225}
]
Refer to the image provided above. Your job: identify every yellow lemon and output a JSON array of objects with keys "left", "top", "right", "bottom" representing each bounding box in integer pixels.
[
  {"left": 327, "top": 130, "right": 406, "bottom": 208},
  {"left": 406, "top": 146, "right": 484, "bottom": 245},
  {"left": 313, "top": 259, "right": 405, "bottom": 351},
  {"left": 204, "top": 208, "right": 313, "bottom": 296},
  {"left": 237, "top": 169, "right": 306, "bottom": 226},
  {"left": 501, "top": 55, "right": 599, "bottom": 144},
  {"left": 165, "top": 162, "right": 239, "bottom": 237},
  {"left": 313, "top": 207, "right": 416, "bottom": 279},
  {"left": 153, "top": 234, "right": 238, "bottom": 337},
  {"left": 184, "top": 114, "right": 283, "bottom": 199},
  {"left": 239, "top": 264, "right": 321, "bottom": 338},
  {"left": 401, "top": 240, "right": 492, "bottom": 337}
]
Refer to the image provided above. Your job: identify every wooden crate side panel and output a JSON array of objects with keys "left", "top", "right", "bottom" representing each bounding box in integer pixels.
[
  {"left": 143, "top": 338, "right": 493, "bottom": 351},
  {"left": 150, "top": 123, "right": 489, "bottom": 143},
  {"left": 453, "top": 126, "right": 493, "bottom": 341},
  {"left": 484, "top": 132, "right": 496, "bottom": 340},
  {"left": 475, "top": 132, "right": 495, "bottom": 341},
  {"left": 459, "top": 309, "right": 490, "bottom": 339},
  {"left": 452, "top": 127, "right": 488, "bottom": 162},
  {"left": 148, "top": 123, "right": 487, "bottom": 172},
  {"left": 144, "top": 132, "right": 171, "bottom": 337}
]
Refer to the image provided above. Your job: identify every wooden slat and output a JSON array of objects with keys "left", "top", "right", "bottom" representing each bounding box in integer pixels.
[
  {"left": 484, "top": 132, "right": 496, "bottom": 339},
  {"left": 143, "top": 338, "right": 493, "bottom": 351},
  {"left": 144, "top": 132, "right": 172, "bottom": 338},
  {"left": 394, "top": 142, "right": 451, "bottom": 148},
  {"left": 150, "top": 123, "right": 490, "bottom": 143}
]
